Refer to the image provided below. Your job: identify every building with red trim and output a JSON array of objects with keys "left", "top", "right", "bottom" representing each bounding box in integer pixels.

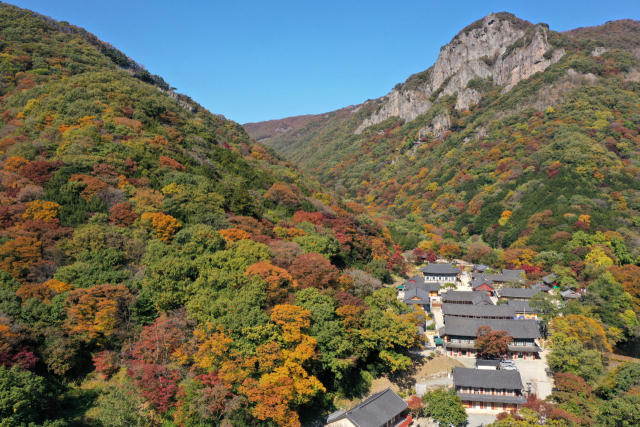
[{"left": 453, "top": 367, "right": 526, "bottom": 411}]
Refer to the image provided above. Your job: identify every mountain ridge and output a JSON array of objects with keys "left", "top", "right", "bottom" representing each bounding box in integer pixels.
[
  {"left": 0, "top": 4, "right": 419, "bottom": 427},
  {"left": 246, "top": 14, "right": 640, "bottom": 143},
  {"left": 249, "top": 12, "right": 640, "bottom": 256}
]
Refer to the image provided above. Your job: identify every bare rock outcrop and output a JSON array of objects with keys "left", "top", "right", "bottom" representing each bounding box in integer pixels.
[
  {"left": 418, "top": 113, "right": 451, "bottom": 139},
  {"left": 355, "top": 13, "right": 566, "bottom": 134},
  {"left": 356, "top": 89, "right": 432, "bottom": 134},
  {"left": 493, "top": 29, "right": 566, "bottom": 91}
]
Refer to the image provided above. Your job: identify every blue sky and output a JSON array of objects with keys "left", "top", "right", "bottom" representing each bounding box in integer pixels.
[{"left": 8, "top": 0, "right": 640, "bottom": 124}]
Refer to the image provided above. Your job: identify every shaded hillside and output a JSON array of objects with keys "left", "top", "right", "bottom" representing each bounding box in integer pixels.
[
  {"left": 243, "top": 114, "right": 315, "bottom": 141},
  {"left": 0, "top": 4, "right": 418, "bottom": 427}
]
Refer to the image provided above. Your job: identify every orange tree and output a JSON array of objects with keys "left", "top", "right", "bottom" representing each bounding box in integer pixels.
[{"left": 475, "top": 326, "right": 513, "bottom": 359}]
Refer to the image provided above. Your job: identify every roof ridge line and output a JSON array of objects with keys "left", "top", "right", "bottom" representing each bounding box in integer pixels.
[{"left": 346, "top": 387, "right": 393, "bottom": 414}]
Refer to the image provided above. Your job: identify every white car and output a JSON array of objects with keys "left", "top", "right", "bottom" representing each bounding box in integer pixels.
[{"left": 501, "top": 365, "right": 518, "bottom": 371}]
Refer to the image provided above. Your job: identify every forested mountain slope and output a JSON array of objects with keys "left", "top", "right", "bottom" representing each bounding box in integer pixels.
[
  {"left": 0, "top": 4, "right": 417, "bottom": 427},
  {"left": 254, "top": 14, "right": 640, "bottom": 258}
]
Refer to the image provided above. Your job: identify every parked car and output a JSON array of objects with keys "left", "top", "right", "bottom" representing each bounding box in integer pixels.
[
  {"left": 501, "top": 365, "right": 518, "bottom": 371},
  {"left": 500, "top": 360, "right": 515, "bottom": 367}
]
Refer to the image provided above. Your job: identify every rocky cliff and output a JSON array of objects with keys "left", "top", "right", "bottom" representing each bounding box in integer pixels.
[{"left": 355, "top": 13, "right": 566, "bottom": 134}]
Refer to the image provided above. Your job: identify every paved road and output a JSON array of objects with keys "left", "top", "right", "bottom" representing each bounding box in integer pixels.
[
  {"left": 513, "top": 350, "right": 553, "bottom": 399},
  {"left": 453, "top": 352, "right": 554, "bottom": 399},
  {"left": 467, "top": 413, "right": 498, "bottom": 427}
]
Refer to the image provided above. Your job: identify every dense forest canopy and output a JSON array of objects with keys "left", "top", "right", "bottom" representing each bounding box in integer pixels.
[
  {"left": 0, "top": 3, "right": 420, "bottom": 426},
  {"left": 253, "top": 15, "right": 640, "bottom": 426}
]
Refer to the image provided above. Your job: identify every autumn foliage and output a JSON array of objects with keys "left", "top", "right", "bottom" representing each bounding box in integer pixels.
[
  {"left": 23, "top": 200, "right": 60, "bottom": 221},
  {"left": 245, "top": 261, "right": 297, "bottom": 304},
  {"left": 108, "top": 202, "right": 138, "bottom": 227},
  {"left": 288, "top": 253, "right": 339, "bottom": 290},
  {"left": 141, "top": 212, "right": 181, "bottom": 242},
  {"left": 475, "top": 326, "right": 513, "bottom": 358},
  {"left": 64, "top": 284, "right": 133, "bottom": 344}
]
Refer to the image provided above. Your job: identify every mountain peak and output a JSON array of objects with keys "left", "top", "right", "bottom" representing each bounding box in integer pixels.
[
  {"left": 453, "top": 12, "right": 533, "bottom": 42},
  {"left": 354, "top": 12, "right": 564, "bottom": 133}
]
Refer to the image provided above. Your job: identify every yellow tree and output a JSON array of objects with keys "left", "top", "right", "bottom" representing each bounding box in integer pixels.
[
  {"left": 23, "top": 200, "right": 61, "bottom": 221},
  {"left": 552, "top": 315, "right": 612, "bottom": 353},
  {"left": 141, "top": 212, "right": 181, "bottom": 242},
  {"left": 219, "top": 228, "right": 252, "bottom": 242},
  {"left": 239, "top": 305, "right": 325, "bottom": 427},
  {"left": 585, "top": 246, "right": 614, "bottom": 267}
]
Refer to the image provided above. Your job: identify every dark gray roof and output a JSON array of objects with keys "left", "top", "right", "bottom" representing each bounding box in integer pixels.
[
  {"left": 326, "top": 388, "right": 408, "bottom": 427},
  {"left": 560, "top": 290, "right": 581, "bottom": 299},
  {"left": 541, "top": 273, "right": 558, "bottom": 285},
  {"left": 470, "top": 278, "right": 495, "bottom": 290},
  {"left": 442, "top": 303, "right": 515, "bottom": 318},
  {"left": 502, "top": 269, "right": 526, "bottom": 277},
  {"left": 441, "top": 291, "right": 494, "bottom": 305},
  {"left": 405, "top": 282, "right": 441, "bottom": 293},
  {"left": 531, "top": 283, "right": 553, "bottom": 292},
  {"left": 403, "top": 299, "right": 430, "bottom": 305},
  {"left": 453, "top": 367, "right": 524, "bottom": 390},
  {"left": 404, "top": 275, "right": 425, "bottom": 285},
  {"left": 498, "top": 288, "right": 541, "bottom": 299},
  {"left": 404, "top": 288, "right": 431, "bottom": 301},
  {"left": 420, "top": 263, "right": 460, "bottom": 275},
  {"left": 478, "top": 273, "right": 524, "bottom": 284},
  {"left": 507, "top": 300, "right": 540, "bottom": 314},
  {"left": 440, "top": 317, "right": 540, "bottom": 339},
  {"left": 326, "top": 411, "right": 345, "bottom": 423},
  {"left": 456, "top": 393, "right": 526, "bottom": 404},
  {"left": 474, "top": 264, "right": 488, "bottom": 272},
  {"left": 476, "top": 360, "right": 501, "bottom": 367}
]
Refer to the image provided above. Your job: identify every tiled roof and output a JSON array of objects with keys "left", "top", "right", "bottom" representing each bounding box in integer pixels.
[
  {"left": 441, "top": 291, "right": 494, "bottom": 305},
  {"left": 503, "top": 269, "right": 526, "bottom": 277},
  {"left": 531, "top": 283, "right": 553, "bottom": 291},
  {"left": 440, "top": 317, "right": 540, "bottom": 339},
  {"left": 404, "top": 282, "right": 441, "bottom": 293},
  {"left": 442, "top": 303, "right": 515, "bottom": 318},
  {"left": 403, "top": 288, "right": 431, "bottom": 301},
  {"left": 507, "top": 300, "right": 540, "bottom": 314},
  {"left": 326, "top": 388, "right": 408, "bottom": 427},
  {"left": 498, "top": 288, "right": 541, "bottom": 299},
  {"left": 420, "top": 263, "right": 460, "bottom": 275},
  {"left": 560, "top": 290, "right": 581, "bottom": 299},
  {"left": 404, "top": 274, "right": 425, "bottom": 284},
  {"left": 478, "top": 273, "right": 524, "bottom": 284},
  {"left": 403, "top": 299, "right": 430, "bottom": 305},
  {"left": 453, "top": 367, "right": 524, "bottom": 390},
  {"left": 470, "top": 278, "right": 495, "bottom": 289}
]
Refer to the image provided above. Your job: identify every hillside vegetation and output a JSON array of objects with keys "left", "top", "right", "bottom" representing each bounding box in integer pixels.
[
  {"left": 259, "top": 17, "right": 640, "bottom": 274},
  {"left": 0, "top": 4, "right": 420, "bottom": 427},
  {"left": 254, "top": 17, "right": 640, "bottom": 426}
]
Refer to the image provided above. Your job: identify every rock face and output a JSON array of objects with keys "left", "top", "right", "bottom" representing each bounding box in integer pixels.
[
  {"left": 356, "top": 90, "right": 432, "bottom": 134},
  {"left": 355, "top": 13, "right": 565, "bottom": 134}
]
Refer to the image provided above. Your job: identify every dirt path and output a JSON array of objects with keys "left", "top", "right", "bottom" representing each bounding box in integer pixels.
[{"left": 368, "top": 355, "right": 464, "bottom": 394}]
